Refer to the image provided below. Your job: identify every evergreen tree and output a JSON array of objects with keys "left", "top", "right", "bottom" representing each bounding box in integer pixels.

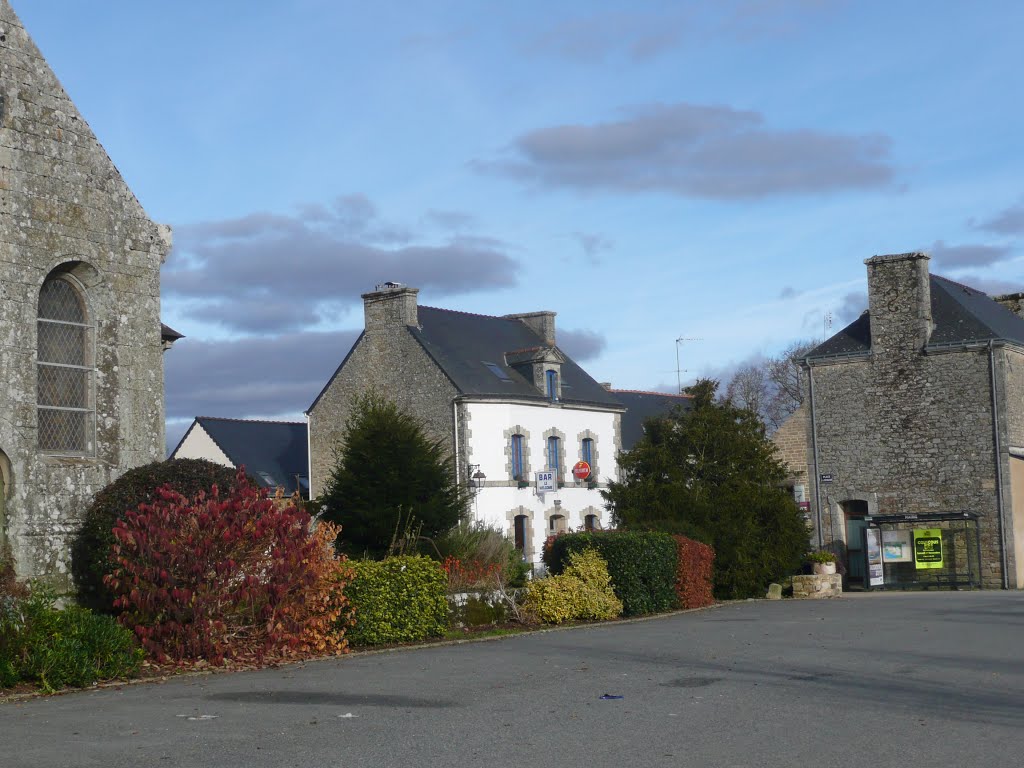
[
  {"left": 319, "top": 395, "right": 467, "bottom": 558},
  {"left": 603, "top": 379, "right": 808, "bottom": 598}
]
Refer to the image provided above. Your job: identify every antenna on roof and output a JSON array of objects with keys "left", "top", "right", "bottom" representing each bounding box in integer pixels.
[
  {"left": 376, "top": 281, "right": 405, "bottom": 291},
  {"left": 823, "top": 311, "right": 833, "bottom": 340},
  {"left": 675, "top": 337, "right": 703, "bottom": 394}
]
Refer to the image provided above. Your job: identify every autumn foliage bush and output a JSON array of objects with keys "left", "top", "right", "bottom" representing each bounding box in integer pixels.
[
  {"left": 672, "top": 535, "right": 715, "bottom": 609},
  {"left": 104, "top": 470, "right": 353, "bottom": 665}
]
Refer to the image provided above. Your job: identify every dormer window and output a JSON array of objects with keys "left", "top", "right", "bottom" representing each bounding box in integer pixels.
[{"left": 546, "top": 369, "right": 558, "bottom": 401}]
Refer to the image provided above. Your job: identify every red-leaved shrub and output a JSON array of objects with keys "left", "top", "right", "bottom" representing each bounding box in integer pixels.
[
  {"left": 104, "top": 470, "right": 353, "bottom": 665},
  {"left": 673, "top": 535, "right": 715, "bottom": 609}
]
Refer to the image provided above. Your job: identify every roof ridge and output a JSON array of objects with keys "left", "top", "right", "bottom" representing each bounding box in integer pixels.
[
  {"left": 419, "top": 305, "right": 508, "bottom": 321},
  {"left": 932, "top": 273, "right": 986, "bottom": 295},
  {"left": 611, "top": 389, "right": 693, "bottom": 398},
  {"left": 196, "top": 415, "right": 306, "bottom": 426}
]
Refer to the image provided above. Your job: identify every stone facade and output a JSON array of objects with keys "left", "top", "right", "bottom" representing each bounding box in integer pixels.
[
  {"left": 0, "top": 1, "right": 171, "bottom": 587},
  {"left": 307, "top": 286, "right": 459, "bottom": 497},
  {"left": 805, "top": 253, "right": 1024, "bottom": 589}
]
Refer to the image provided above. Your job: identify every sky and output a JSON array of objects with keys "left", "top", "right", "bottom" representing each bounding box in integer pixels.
[{"left": 16, "top": 0, "right": 1024, "bottom": 451}]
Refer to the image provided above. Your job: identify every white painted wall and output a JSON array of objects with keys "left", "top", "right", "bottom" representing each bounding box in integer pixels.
[
  {"left": 463, "top": 401, "right": 619, "bottom": 564},
  {"left": 171, "top": 423, "right": 233, "bottom": 467}
]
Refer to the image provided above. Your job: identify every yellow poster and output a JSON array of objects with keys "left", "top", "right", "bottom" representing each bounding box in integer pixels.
[{"left": 913, "top": 528, "right": 943, "bottom": 570}]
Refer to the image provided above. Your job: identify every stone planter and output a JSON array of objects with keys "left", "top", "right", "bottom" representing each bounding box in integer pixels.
[
  {"left": 792, "top": 574, "right": 842, "bottom": 598},
  {"left": 812, "top": 561, "right": 837, "bottom": 575}
]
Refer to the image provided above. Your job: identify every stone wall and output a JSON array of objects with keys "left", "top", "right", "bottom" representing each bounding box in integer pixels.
[
  {"left": 307, "top": 317, "right": 459, "bottom": 497},
  {"left": 773, "top": 402, "right": 809, "bottom": 484},
  {"left": 0, "top": 1, "right": 170, "bottom": 587}
]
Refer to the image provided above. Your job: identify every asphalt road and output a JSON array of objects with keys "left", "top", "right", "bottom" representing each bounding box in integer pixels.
[{"left": 3, "top": 591, "right": 1024, "bottom": 768}]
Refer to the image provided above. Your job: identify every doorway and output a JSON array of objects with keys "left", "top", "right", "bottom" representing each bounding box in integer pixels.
[{"left": 842, "top": 499, "right": 869, "bottom": 588}]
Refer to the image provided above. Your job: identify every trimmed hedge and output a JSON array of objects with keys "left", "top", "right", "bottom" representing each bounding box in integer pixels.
[
  {"left": 1, "top": 585, "right": 142, "bottom": 692},
  {"left": 522, "top": 549, "right": 622, "bottom": 624},
  {"left": 673, "top": 535, "right": 715, "bottom": 609},
  {"left": 544, "top": 531, "right": 677, "bottom": 616},
  {"left": 344, "top": 556, "right": 448, "bottom": 646},
  {"left": 72, "top": 459, "right": 240, "bottom": 613}
]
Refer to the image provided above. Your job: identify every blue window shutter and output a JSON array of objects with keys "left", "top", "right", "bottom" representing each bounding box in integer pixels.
[
  {"left": 582, "top": 438, "right": 593, "bottom": 467},
  {"left": 511, "top": 434, "right": 523, "bottom": 479},
  {"left": 548, "top": 436, "right": 560, "bottom": 471},
  {"left": 546, "top": 369, "right": 557, "bottom": 400}
]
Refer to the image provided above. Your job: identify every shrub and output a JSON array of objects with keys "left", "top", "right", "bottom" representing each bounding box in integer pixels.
[
  {"left": 673, "top": 535, "right": 715, "bottom": 609},
  {"left": 0, "top": 583, "right": 142, "bottom": 692},
  {"left": 73, "top": 459, "right": 240, "bottom": 613},
  {"left": 344, "top": 556, "right": 448, "bottom": 646},
  {"left": 105, "top": 471, "right": 353, "bottom": 664},
  {"left": 522, "top": 549, "right": 622, "bottom": 624},
  {"left": 319, "top": 395, "right": 467, "bottom": 558},
  {"left": 544, "top": 531, "right": 677, "bottom": 616}
]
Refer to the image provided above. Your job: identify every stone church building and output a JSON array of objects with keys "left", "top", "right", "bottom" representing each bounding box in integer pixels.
[
  {"left": 804, "top": 252, "right": 1024, "bottom": 589},
  {"left": 0, "top": 1, "right": 173, "bottom": 587}
]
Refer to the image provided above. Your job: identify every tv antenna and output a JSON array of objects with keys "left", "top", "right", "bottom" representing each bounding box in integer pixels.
[
  {"left": 823, "top": 311, "right": 833, "bottom": 340},
  {"left": 675, "top": 337, "right": 703, "bottom": 394}
]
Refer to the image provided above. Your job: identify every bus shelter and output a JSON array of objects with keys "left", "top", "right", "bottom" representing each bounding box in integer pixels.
[{"left": 861, "top": 512, "right": 982, "bottom": 590}]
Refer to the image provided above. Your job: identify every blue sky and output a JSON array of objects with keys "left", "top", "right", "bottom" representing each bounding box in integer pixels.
[{"left": 17, "top": 1, "right": 1024, "bottom": 449}]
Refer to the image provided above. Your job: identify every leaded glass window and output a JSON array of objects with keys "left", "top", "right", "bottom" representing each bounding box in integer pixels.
[{"left": 37, "top": 277, "right": 94, "bottom": 454}]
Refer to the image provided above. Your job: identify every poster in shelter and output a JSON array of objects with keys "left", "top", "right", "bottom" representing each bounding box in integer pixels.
[
  {"left": 865, "top": 528, "right": 884, "bottom": 586},
  {"left": 882, "top": 530, "right": 913, "bottom": 562},
  {"left": 913, "top": 528, "right": 943, "bottom": 570}
]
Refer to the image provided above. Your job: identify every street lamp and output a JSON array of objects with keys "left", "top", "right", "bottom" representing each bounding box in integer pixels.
[{"left": 467, "top": 465, "right": 486, "bottom": 521}]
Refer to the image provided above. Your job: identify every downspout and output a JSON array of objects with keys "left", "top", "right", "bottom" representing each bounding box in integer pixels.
[
  {"left": 306, "top": 412, "right": 315, "bottom": 500},
  {"left": 989, "top": 341, "right": 1010, "bottom": 589},
  {"left": 452, "top": 399, "right": 461, "bottom": 486},
  {"left": 807, "top": 361, "right": 824, "bottom": 549}
]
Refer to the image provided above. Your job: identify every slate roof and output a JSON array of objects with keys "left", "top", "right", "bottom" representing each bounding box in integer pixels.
[
  {"left": 806, "top": 274, "right": 1024, "bottom": 360},
  {"left": 174, "top": 417, "right": 309, "bottom": 496},
  {"left": 409, "top": 306, "right": 623, "bottom": 408},
  {"left": 610, "top": 390, "right": 693, "bottom": 450}
]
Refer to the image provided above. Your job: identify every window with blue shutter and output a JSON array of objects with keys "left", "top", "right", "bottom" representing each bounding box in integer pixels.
[
  {"left": 511, "top": 433, "right": 524, "bottom": 480},
  {"left": 548, "top": 435, "right": 560, "bottom": 472},
  {"left": 546, "top": 369, "right": 558, "bottom": 401}
]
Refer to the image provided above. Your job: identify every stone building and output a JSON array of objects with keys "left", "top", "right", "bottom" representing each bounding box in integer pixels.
[
  {"left": 307, "top": 283, "right": 625, "bottom": 563},
  {"left": 804, "top": 252, "right": 1024, "bottom": 589},
  {"left": 0, "top": 1, "right": 174, "bottom": 586}
]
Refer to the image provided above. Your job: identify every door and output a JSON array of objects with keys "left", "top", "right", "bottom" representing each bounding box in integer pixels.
[{"left": 842, "top": 500, "right": 869, "bottom": 588}]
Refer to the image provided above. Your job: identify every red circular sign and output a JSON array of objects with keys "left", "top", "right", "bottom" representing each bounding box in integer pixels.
[{"left": 572, "top": 461, "right": 591, "bottom": 481}]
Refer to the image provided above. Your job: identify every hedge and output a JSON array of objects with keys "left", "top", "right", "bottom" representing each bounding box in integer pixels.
[
  {"left": 522, "top": 549, "right": 622, "bottom": 624},
  {"left": 673, "top": 535, "right": 715, "bottom": 609},
  {"left": 344, "top": 556, "right": 449, "bottom": 646},
  {"left": 543, "top": 531, "right": 677, "bottom": 616},
  {"left": 1, "top": 584, "right": 142, "bottom": 692}
]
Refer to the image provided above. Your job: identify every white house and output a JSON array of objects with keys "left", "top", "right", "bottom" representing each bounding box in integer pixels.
[{"left": 306, "top": 283, "right": 625, "bottom": 563}]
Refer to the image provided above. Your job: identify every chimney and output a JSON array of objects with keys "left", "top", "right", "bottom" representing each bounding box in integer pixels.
[
  {"left": 362, "top": 282, "right": 419, "bottom": 331},
  {"left": 865, "top": 252, "right": 932, "bottom": 354},
  {"left": 993, "top": 292, "right": 1024, "bottom": 321},
  {"left": 505, "top": 311, "right": 556, "bottom": 346}
]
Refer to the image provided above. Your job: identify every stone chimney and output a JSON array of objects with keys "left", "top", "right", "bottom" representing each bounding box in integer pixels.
[
  {"left": 504, "top": 311, "right": 556, "bottom": 346},
  {"left": 993, "top": 292, "right": 1024, "bottom": 321},
  {"left": 865, "top": 252, "right": 933, "bottom": 354},
  {"left": 362, "top": 282, "right": 419, "bottom": 331}
]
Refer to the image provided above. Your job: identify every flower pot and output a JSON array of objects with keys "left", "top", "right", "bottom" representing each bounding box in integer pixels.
[{"left": 812, "top": 562, "right": 836, "bottom": 575}]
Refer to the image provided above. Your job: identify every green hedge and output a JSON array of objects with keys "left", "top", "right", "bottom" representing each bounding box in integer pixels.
[
  {"left": 543, "top": 532, "right": 678, "bottom": 616},
  {"left": 1, "top": 585, "right": 142, "bottom": 692},
  {"left": 344, "top": 556, "right": 448, "bottom": 646}
]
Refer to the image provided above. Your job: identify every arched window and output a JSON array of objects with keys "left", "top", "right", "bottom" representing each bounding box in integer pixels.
[
  {"left": 37, "top": 275, "right": 94, "bottom": 454},
  {"left": 514, "top": 514, "right": 529, "bottom": 551},
  {"left": 549, "top": 514, "right": 567, "bottom": 534},
  {"left": 585, "top": 514, "right": 600, "bottom": 531}
]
